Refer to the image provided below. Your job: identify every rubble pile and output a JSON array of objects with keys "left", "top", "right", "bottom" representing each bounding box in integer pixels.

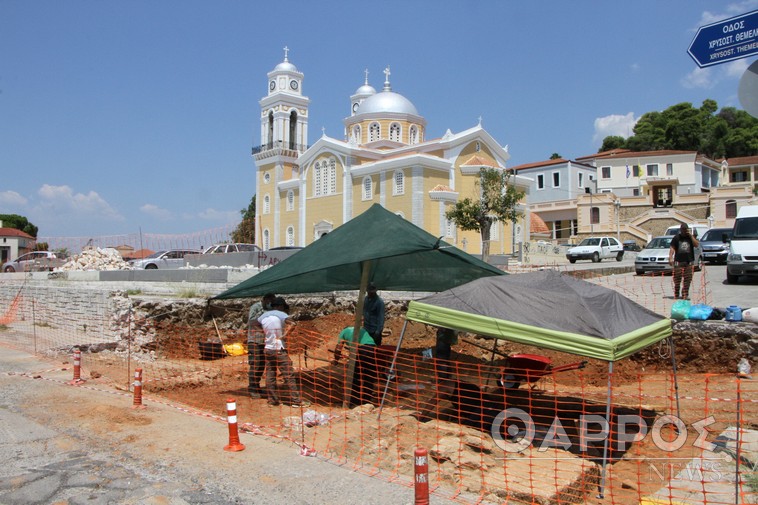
[{"left": 56, "top": 248, "right": 132, "bottom": 271}]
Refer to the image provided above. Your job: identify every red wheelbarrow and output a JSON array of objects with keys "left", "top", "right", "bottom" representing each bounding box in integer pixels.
[{"left": 498, "top": 353, "right": 587, "bottom": 389}]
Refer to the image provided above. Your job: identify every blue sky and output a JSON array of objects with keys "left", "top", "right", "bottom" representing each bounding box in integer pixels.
[{"left": 1, "top": 1, "right": 757, "bottom": 240}]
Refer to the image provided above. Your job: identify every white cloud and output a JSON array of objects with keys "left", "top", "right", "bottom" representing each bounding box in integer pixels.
[
  {"left": 140, "top": 203, "right": 173, "bottom": 221},
  {"left": 0, "top": 190, "right": 28, "bottom": 209},
  {"left": 697, "top": 1, "right": 758, "bottom": 26},
  {"left": 725, "top": 59, "right": 750, "bottom": 78},
  {"left": 196, "top": 208, "right": 240, "bottom": 223},
  {"left": 592, "top": 112, "right": 637, "bottom": 144},
  {"left": 681, "top": 67, "right": 715, "bottom": 89},
  {"left": 630, "top": 63, "right": 641, "bottom": 73},
  {"left": 36, "top": 184, "right": 122, "bottom": 220}
]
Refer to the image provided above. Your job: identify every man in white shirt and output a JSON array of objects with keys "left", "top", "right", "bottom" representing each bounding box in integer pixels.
[{"left": 259, "top": 298, "right": 309, "bottom": 408}]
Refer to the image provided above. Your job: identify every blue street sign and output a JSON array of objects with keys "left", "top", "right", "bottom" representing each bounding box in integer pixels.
[{"left": 688, "top": 10, "right": 758, "bottom": 68}]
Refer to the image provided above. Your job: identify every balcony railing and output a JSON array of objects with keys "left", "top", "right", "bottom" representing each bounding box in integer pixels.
[{"left": 252, "top": 141, "right": 310, "bottom": 156}]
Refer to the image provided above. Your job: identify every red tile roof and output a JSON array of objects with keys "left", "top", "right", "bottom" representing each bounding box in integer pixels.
[
  {"left": 531, "top": 213, "right": 550, "bottom": 234},
  {"left": 723, "top": 155, "right": 758, "bottom": 166},
  {"left": 510, "top": 158, "right": 569, "bottom": 171},
  {"left": 0, "top": 228, "right": 35, "bottom": 240}
]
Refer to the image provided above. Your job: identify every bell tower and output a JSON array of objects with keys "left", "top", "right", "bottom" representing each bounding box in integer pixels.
[{"left": 258, "top": 47, "right": 310, "bottom": 153}]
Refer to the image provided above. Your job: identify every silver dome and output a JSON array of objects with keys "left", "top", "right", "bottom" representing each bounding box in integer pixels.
[
  {"left": 275, "top": 60, "right": 298, "bottom": 72},
  {"left": 358, "top": 90, "right": 418, "bottom": 115},
  {"left": 355, "top": 83, "right": 376, "bottom": 96}
]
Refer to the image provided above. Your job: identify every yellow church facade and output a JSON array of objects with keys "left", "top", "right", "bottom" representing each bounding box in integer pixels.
[{"left": 253, "top": 50, "right": 529, "bottom": 256}]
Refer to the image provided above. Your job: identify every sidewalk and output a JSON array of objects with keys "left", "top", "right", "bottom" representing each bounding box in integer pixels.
[{"left": 0, "top": 347, "right": 461, "bottom": 505}]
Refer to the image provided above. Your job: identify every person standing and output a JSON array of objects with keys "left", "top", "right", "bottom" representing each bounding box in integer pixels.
[
  {"left": 332, "top": 326, "right": 377, "bottom": 406},
  {"left": 259, "top": 297, "right": 309, "bottom": 407},
  {"left": 362, "top": 282, "right": 385, "bottom": 346},
  {"left": 434, "top": 327, "right": 458, "bottom": 381},
  {"left": 246, "top": 293, "right": 275, "bottom": 399},
  {"left": 669, "top": 223, "right": 699, "bottom": 300}
]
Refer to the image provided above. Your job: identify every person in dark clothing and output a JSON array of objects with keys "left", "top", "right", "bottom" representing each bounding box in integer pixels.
[
  {"left": 362, "top": 283, "right": 385, "bottom": 346},
  {"left": 246, "top": 293, "right": 275, "bottom": 399},
  {"left": 669, "top": 223, "right": 700, "bottom": 300},
  {"left": 434, "top": 327, "right": 458, "bottom": 381},
  {"left": 332, "top": 326, "right": 377, "bottom": 406}
]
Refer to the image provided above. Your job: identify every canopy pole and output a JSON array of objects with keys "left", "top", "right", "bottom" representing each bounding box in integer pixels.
[
  {"left": 668, "top": 335, "right": 680, "bottom": 418},
  {"left": 377, "top": 319, "right": 408, "bottom": 421},
  {"left": 598, "top": 360, "right": 613, "bottom": 499},
  {"left": 343, "top": 262, "right": 372, "bottom": 409},
  {"left": 485, "top": 338, "right": 500, "bottom": 388}
]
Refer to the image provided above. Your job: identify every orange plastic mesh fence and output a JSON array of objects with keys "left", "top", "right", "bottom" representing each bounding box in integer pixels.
[{"left": 1, "top": 282, "right": 755, "bottom": 505}]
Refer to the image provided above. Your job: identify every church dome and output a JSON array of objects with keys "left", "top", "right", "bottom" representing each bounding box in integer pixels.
[
  {"left": 358, "top": 90, "right": 418, "bottom": 115},
  {"left": 275, "top": 60, "right": 297, "bottom": 72},
  {"left": 355, "top": 83, "right": 376, "bottom": 96}
]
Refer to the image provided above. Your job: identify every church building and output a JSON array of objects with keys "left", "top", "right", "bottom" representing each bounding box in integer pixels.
[{"left": 253, "top": 49, "right": 530, "bottom": 255}]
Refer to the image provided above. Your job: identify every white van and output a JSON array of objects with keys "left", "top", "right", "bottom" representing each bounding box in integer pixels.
[
  {"left": 664, "top": 224, "right": 709, "bottom": 239},
  {"left": 726, "top": 205, "right": 758, "bottom": 284}
]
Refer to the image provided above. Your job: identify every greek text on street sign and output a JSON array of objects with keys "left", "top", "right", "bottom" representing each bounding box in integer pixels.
[{"left": 688, "top": 10, "right": 758, "bottom": 68}]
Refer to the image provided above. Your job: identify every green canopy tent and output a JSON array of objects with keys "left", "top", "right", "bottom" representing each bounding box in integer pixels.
[
  {"left": 213, "top": 203, "right": 505, "bottom": 408},
  {"left": 384, "top": 269, "right": 676, "bottom": 498},
  {"left": 213, "top": 203, "right": 504, "bottom": 298}
]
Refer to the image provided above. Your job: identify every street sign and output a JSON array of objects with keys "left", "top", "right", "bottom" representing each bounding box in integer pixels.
[{"left": 688, "top": 10, "right": 758, "bottom": 68}]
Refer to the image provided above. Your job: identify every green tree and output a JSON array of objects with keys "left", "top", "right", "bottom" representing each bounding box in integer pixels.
[
  {"left": 549, "top": 153, "right": 562, "bottom": 160},
  {"left": 231, "top": 195, "right": 256, "bottom": 244},
  {"left": 0, "top": 214, "right": 38, "bottom": 237},
  {"left": 445, "top": 168, "right": 525, "bottom": 263},
  {"left": 599, "top": 99, "right": 758, "bottom": 158},
  {"left": 599, "top": 136, "right": 626, "bottom": 152}
]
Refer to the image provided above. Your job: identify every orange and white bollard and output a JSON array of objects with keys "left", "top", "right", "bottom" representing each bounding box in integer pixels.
[
  {"left": 131, "top": 368, "right": 146, "bottom": 409},
  {"left": 414, "top": 447, "right": 429, "bottom": 505},
  {"left": 68, "top": 349, "right": 86, "bottom": 385},
  {"left": 223, "top": 398, "right": 245, "bottom": 452}
]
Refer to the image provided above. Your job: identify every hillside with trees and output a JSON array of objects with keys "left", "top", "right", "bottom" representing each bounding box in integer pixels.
[{"left": 599, "top": 100, "right": 758, "bottom": 159}]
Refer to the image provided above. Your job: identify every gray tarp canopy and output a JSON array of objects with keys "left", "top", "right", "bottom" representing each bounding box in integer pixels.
[
  {"left": 389, "top": 269, "right": 676, "bottom": 498},
  {"left": 404, "top": 269, "right": 672, "bottom": 362}
]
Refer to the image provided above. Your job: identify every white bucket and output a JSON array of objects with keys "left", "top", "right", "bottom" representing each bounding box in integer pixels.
[{"left": 742, "top": 307, "right": 758, "bottom": 323}]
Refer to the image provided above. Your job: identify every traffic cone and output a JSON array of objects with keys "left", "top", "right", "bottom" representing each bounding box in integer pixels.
[
  {"left": 68, "top": 349, "right": 86, "bottom": 385},
  {"left": 131, "top": 368, "right": 146, "bottom": 409},
  {"left": 223, "top": 398, "right": 245, "bottom": 452},
  {"left": 414, "top": 447, "right": 429, "bottom": 505}
]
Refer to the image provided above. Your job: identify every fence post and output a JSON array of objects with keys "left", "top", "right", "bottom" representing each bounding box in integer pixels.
[
  {"left": 132, "top": 368, "right": 146, "bottom": 409},
  {"left": 68, "top": 348, "right": 86, "bottom": 385},
  {"left": 223, "top": 398, "right": 245, "bottom": 452},
  {"left": 414, "top": 447, "right": 429, "bottom": 505}
]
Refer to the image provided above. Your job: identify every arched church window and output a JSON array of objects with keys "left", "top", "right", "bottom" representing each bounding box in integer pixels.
[
  {"left": 329, "top": 158, "right": 337, "bottom": 194},
  {"left": 390, "top": 123, "right": 401, "bottom": 142},
  {"left": 352, "top": 125, "right": 361, "bottom": 143},
  {"left": 263, "top": 194, "right": 270, "bottom": 214},
  {"left": 286, "top": 190, "right": 294, "bottom": 211},
  {"left": 393, "top": 170, "right": 405, "bottom": 196},
  {"left": 369, "top": 122, "right": 380, "bottom": 142},
  {"left": 409, "top": 126, "right": 418, "bottom": 145},
  {"left": 289, "top": 110, "right": 298, "bottom": 150},
  {"left": 362, "top": 176, "right": 373, "bottom": 200}
]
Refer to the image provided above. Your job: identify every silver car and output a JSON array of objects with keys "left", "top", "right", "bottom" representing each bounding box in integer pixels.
[
  {"left": 202, "top": 243, "right": 261, "bottom": 254},
  {"left": 3, "top": 251, "right": 63, "bottom": 272},
  {"left": 634, "top": 236, "right": 702, "bottom": 275},
  {"left": 699, "top": 227, "right": 732, "bottom": 265},
  {"left": 129, "top": 249, "right": 198, "bottom": 270}
]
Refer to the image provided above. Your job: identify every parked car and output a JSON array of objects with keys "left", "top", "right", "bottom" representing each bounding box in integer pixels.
[
  {"left": 699, "top": 227, "right": 732, "bottom": 265},
  {"left": 3, "top": 251, "right": 65, "bottom": 272},
  {"left": 634, "top": 236, "right": 703, "bottom": 275},
  {"left": 565, "top": 237, "right": 623, "bottom": 263},
  {"left": 203, "top": 243, "right": 261, "bottom": 254},
  {"left": 727, "top": 205, "right": 758, "bottom": 284},
  {"left": 665, "top": 224, "right": 708, "bottom": 239},
  {"left": 129, "top": 249, "right": 198, "bottom": 269},
  {"left": 623, "top": 240, "right": 641, "bottom": 252}
]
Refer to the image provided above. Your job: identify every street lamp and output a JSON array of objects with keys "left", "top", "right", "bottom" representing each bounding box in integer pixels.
[
  {"left": 708, "top": 215, "right": 715, "bottom": 229},
  {"left": 614, "top": 199, "right": 621, "bottom": 241}
]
